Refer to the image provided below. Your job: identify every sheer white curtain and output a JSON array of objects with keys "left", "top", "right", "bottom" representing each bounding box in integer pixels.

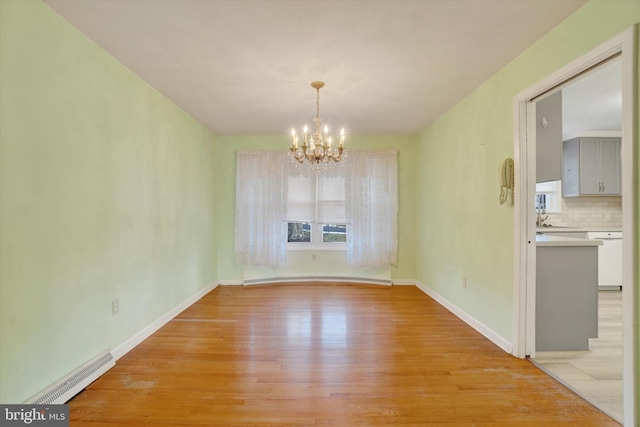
[
  {"left": 235, "top": 150, "right": 397, "bottom": 268},
  {"left": 234, "top": 151, "right": 287, "bottom": 267},
  {"left": 345, "top": 151, "right": 398, "bottom": 267}
]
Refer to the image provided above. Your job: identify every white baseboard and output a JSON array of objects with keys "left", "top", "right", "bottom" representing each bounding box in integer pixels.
[
  {"left": 414, "top": 281, "right": 512, "bottom": 354},
  {"left": 242, "top": 276, "right": 392, "bottom": 286},
  {"left": 218, "top": 279, "right": 243, "bottom": 286},
  {"left": 392, "top": 279, "right": 417, "bottom": 286},
  {"left": 112, "top": 282, "right": 218, "bottom": 361}
]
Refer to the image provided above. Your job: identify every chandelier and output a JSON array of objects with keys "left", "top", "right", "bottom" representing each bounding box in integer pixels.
[{"left": 289, "top": 81, "right": 346, "bottom": 167}]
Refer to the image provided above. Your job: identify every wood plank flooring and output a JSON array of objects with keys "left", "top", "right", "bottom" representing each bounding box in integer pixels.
[{"left": 69, "top": 284, "right": 620, "bottom": 426}]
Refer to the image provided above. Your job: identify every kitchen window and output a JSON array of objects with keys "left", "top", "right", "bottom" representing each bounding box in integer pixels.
[{"left": 535, "top": 180, "right": 562, "bottom": 212}]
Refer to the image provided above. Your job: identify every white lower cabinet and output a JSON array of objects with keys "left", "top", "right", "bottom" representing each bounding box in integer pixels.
[{"left": 587, "top": 231, "right": 623, "bottom": 289}]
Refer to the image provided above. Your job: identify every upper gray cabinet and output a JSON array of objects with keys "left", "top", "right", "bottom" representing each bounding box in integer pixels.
[
  {"left": 536, "top": 91, "right": 562, "bottom": 183},
  {"left": 562, "top": 137, "right": 621, "bottom": 197}
]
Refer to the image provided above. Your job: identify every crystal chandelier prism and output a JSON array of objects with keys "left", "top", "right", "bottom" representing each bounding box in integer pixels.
[{"left": 289, "top": 81, "right": 346, "bottom": 167}]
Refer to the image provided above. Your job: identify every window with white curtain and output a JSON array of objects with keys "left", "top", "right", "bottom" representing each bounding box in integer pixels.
[
  {"left": 286, "top": 170, "right": 347, "bottom": 249},
  {"left": 235, "top": 150, "right": 398, "bottom": 268}
]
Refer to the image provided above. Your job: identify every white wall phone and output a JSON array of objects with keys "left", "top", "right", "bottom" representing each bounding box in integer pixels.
[{"left": 499, "top": 157, "right": 514, "bottom": 206}]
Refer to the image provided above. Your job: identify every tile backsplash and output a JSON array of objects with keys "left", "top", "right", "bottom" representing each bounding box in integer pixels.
[{"left": 546, "top": 196, "right": 622, "bottom": 228}]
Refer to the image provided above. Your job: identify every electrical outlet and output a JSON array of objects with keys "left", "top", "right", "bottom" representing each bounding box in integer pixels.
[
  {"left": 112, "top": 300, "right": 119, "bottom": 315},
  {"left": 462, "top": 277, "right": 467, "bottom": 288}
]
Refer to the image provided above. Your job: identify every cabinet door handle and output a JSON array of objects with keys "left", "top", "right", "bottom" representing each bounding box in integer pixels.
[{"left": 602, "top": 183, "right": 605, "bottom": 192}]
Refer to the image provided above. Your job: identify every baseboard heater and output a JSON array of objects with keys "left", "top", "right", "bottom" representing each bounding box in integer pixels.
[
  {"left": 243, "top": 276, "right": 392, "bottom": 286},
  {"left": 25, "top": 350, "right": 115, "bottom": 405}
]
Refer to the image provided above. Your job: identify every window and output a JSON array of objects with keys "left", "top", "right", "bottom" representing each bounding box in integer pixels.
[
  {"left": 287, "top": 172, "right": 346, "bottom": 249},
  {"left": 287, "top": 222, "right": 347, "bottom": 246},
  {"left": 287, "top": 222, "right": 311, "bottom": 242},
  {"left": 535, "top": 180, "right": 562, "bottom": 212},
  {"left": 235, "top": 150, "right": 398, "bottom": 267},
  {"left": 322, "top": 224, "right": 346, "bottom": 243}
]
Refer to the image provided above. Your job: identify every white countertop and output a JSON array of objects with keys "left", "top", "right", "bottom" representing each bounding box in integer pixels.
[
  {"left": 536, "top": 226, "right": 622, "bottom": 233},
  {"left": 536, "top": 234, "right": 603, "bottom": 247}
]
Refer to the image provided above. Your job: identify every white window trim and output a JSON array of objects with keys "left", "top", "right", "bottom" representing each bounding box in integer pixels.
[
  {"left": 287, "top": 169, "right": 347, "bottom": 251},
  {"left": 287, "top": 222, "right": 347, "bottom": 251}
]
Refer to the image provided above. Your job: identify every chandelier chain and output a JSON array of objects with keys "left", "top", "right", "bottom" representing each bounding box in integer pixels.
[{"left": 313, "top": 87, "right": 322, "bottom": 136}]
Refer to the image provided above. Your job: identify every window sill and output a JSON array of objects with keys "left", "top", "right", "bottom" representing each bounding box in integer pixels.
[{"left": 287, "top": 245, "right": 347, "bottom": 251}]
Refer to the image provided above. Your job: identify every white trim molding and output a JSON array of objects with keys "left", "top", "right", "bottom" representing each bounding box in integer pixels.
[
  {"left": 112, "top": 282, "right": 218, "bottom": 361},
  {"left": 243, "top": 276, "right": 392, "bottom": 286},
  {"left": 414, "top": 281, "right": 512, "bottom": 354},
  {"left": 391, "top": 279, "right": 418, "bottom": 286},
  {"left": 218, "top": 279, "right": 243, "bottom": 286},
  {"left": 619, "top": 25, "right": 637, "bottom": 427}
]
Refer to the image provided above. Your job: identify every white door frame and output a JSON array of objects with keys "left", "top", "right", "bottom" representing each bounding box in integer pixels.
[{"left": 512, "top": 26, "right": 637, "bottom": 426}]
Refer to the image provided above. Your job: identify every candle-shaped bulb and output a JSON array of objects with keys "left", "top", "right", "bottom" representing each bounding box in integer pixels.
[
  {"left": 339, "top": 128, "right": 345, "bottom": 147},
  {"left": 294, "top": 135, "right": 299, "bottom": 149},
  {"left": 327, "top": 136, "right": 332, "bottom": 147},
  {"left": 303, "top": 125, "right": 308, "bottom": 143}
]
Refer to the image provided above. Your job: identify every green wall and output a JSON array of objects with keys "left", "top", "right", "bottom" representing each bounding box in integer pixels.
[
  {"left": 2, "top": 0, "right": 638, "bottom": 410},
  {"left": 216, "top": 135, "right": 417, "bottom": 283},
  {"left": 0, "top": 1, "right": 218, "bottom": 403},
  {"left": 414, "top": 0, "right": 639, "bottom": 344}
]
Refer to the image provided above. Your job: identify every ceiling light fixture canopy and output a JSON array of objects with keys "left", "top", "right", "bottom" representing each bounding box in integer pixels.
[{"left": 289, "top": 81, "right": 346, "bottom": 168}]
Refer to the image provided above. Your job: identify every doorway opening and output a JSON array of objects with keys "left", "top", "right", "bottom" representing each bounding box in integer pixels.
[
  {"left": 512, "top": 26, "right": 636, "bottom": 426},
  {"left": 533, "top": 57, "right": 623, "bottom": 422}
]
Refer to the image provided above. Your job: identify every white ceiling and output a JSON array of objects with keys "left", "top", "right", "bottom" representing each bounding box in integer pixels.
[
  {"left": 43, "top": 0, "right": 586, "bottom": 136},
  {"left": 562, "top": 58, "right": 622, "bottom": 140}
]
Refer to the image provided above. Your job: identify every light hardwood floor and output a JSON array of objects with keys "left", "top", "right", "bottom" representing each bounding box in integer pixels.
[
  {"left": 533, "top": 290, "right": 623, "bottom": 423},
  {"left": 69, "top": 284, "right": 619, "bottom": 426}
]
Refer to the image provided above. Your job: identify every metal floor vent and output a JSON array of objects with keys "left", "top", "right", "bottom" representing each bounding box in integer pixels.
[{"left": 27, "top": 350, "right": 115, "bottom": 405}]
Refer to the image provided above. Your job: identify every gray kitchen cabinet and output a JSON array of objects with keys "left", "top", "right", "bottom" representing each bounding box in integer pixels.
[
  {"left": 536, "top": 244, "right": 598, "bottom": 351},
  {"left": 536, "top": 91, "right": 562, "bottom": 183},
  {"left": 562, "top": 137, "right": 621, "bottom": 196}
]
